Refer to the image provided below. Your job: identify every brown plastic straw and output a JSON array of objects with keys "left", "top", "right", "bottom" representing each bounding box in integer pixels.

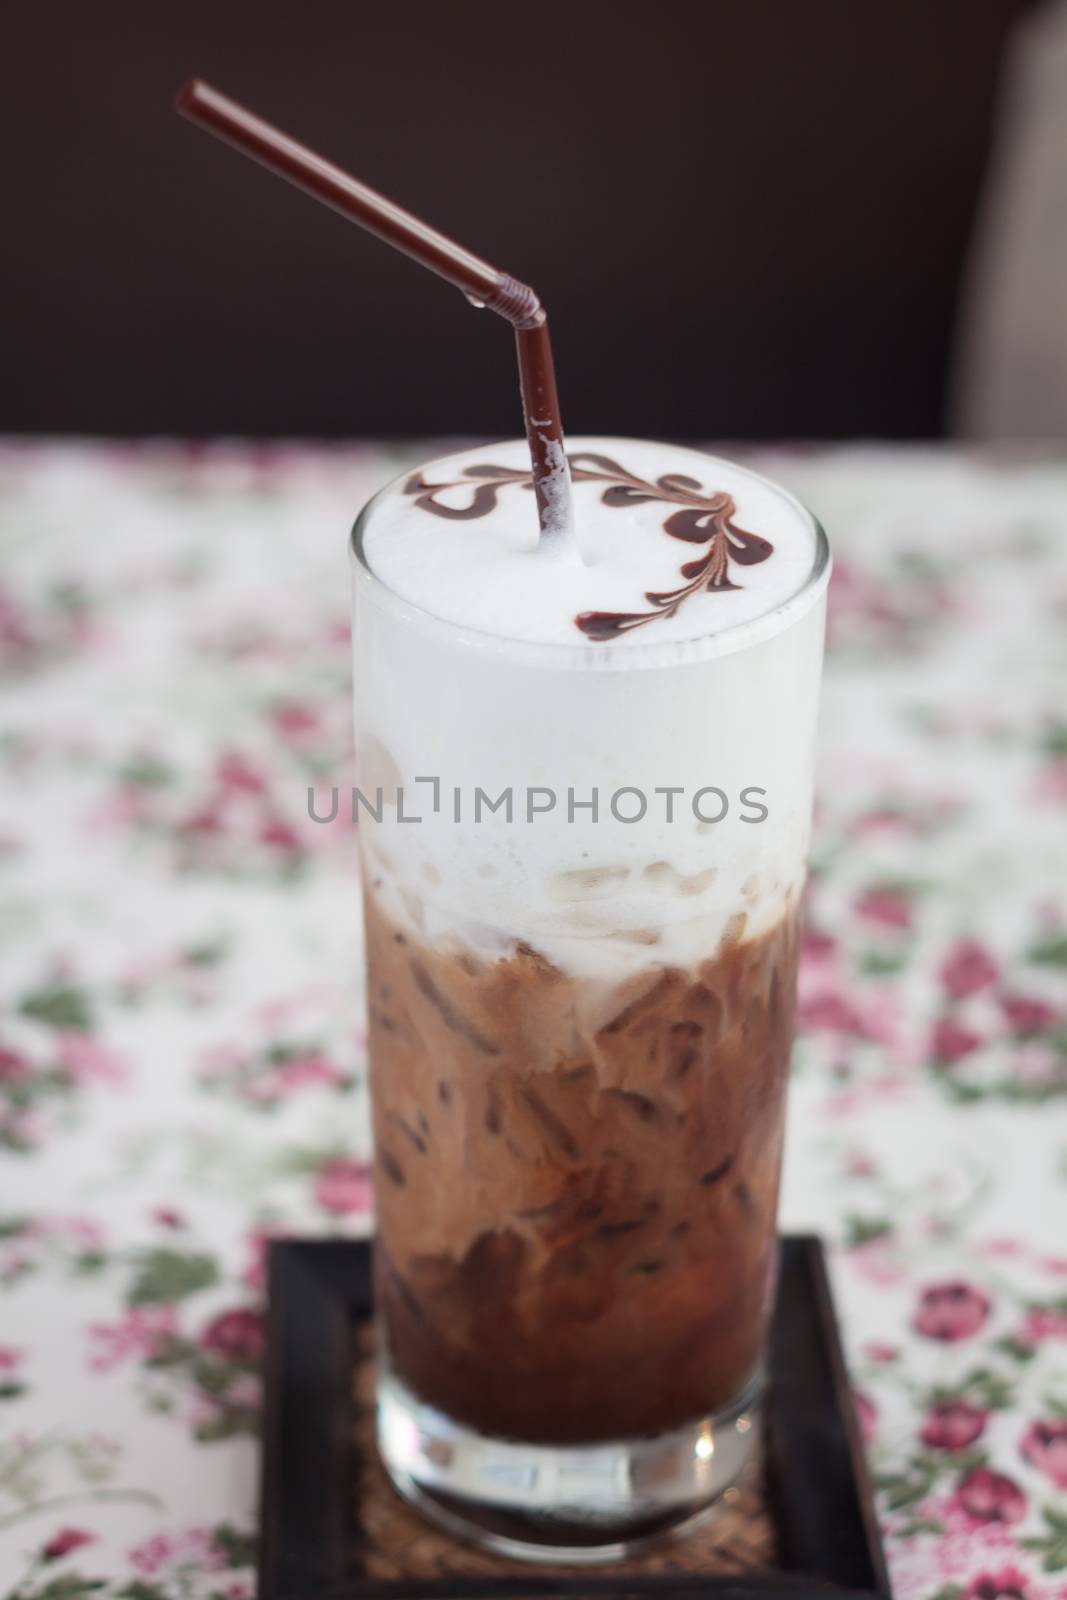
[{"left": 176, "top": 80, "right": 569, "bottom": 537}]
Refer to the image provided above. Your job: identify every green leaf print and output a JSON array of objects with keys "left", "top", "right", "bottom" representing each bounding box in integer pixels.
[{"left": 127, "top": 1248, "right": 218, "bottom": 1305}]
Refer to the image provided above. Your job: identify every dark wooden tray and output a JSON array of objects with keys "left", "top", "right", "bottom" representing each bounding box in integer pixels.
[{"left": 258, "top": 1235, "right": 889, "bottom": 1600}]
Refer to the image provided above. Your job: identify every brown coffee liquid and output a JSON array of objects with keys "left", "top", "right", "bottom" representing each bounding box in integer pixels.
[{"left": 366, "top": 894, "right": 800, "bottom": 1445}]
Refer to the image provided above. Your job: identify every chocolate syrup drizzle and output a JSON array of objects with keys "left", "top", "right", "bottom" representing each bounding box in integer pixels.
[{"left": 403, "top": 452, "right": 774, "bottom": 639}]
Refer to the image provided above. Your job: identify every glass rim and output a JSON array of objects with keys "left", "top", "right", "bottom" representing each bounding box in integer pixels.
[{"left": 350, "top": 438, "right": 831, "bottom": 672}]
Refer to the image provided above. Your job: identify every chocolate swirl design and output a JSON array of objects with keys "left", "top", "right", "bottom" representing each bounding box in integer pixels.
[
  {"left": 403, "top": 462, "right": 534, "bottom": 521},
  {"left": 402, "top": 452, "right": 774, "bottom": 639}
]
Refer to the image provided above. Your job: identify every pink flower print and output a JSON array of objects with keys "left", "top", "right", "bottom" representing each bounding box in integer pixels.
[
  {"left": 798, "top": 969, "right": 901, "bottom": 1049},
  {"left": 227, "top": 1373, "right": 262, "bottom": 1409},
  {"left": 253, "top": 985, "right": 331, "bottom": 1029},
  {"left": 88, "top": 1305, "right": 178, "bottom": 1373},
  {"left": 129, "top": 1532, "right": 175, "bottom": 1576},
  {"left": 798, "top": 989, "right": 865, "bottom": 1035},
  {"left": 63, "top": 1215, "right": 106, "bottom": 1249},
  {"left": 241, "top": 1228, "right": 276, "bottom": 1293},
  {"left": 826, "top": 559, "right": 868, "bottom": 627},
  {"left": 920, "top": 1399, "right": 988, "bottom": 1450},
  {"left": 259, "top": 815, "right": 302, "bottom": 853},
  {"left": 0, "top": 827, "right": 25, "bottom": 859},
  {"left": 1034, "top": 756, "right": 1067, "bottom": 805},
  {"left": 215, "top": 750, "right": 267, "bottom": 795},
  {"left": 19, "top": 1214, "right": 105, "bottom": 1257},
  {"left": 854, "top": 1390, "right": 877, "bottom": 1444},
  {"left": 0, "top": 1042, "right": 28, "bottom": 1081},
  {"left": 850, "top": 805, "right": 912, "bottom": 840},
  {"left": 999, "top": 993, "right": 1056, "bottom": 1036},
  {"left": 270, "top": 701, "right": 321, "bottom": 741},
  {"left": 863, "top": 1342, "right": 898, "bottom": 1363},
  {"left": 180, "top": 802, "right": 225, "bottom": 836},
  {"left": 955, "top": 1466, "right": 1026, "bottom": 1524},
  {"left": 800, "top": 925, "right": 837, "bottom": 965},
  {"left": 860, "top": 987, "right": 904, "bottom": 1048},
  {"left": 846, "top": 1148, "right": 877, "bottom": 1178},
  {"left": 964, "top": 1566, "right": 1030, "bottom": 1600},
  {"left": 54, "top": 1032, "right": 127, "bottom": 1084},
  {"left": 274, "top": 1051, "right": 344, "bottom": 1094},
  {"left": 152, "top": 1206, "right": 185, "bottom": 1229},
  {"left": 854, "top": 886, "right": 913, "bottom": 930},
  {"left": 1023, "top": 1305, "right": 1067, "bottom": 1344},
  {"left": 189, "top": 1376, "right": 261, "bottom": 1433},
  {"left": 1019, "top": 1419, "right": 1067, "bottom": 1488},
  {"left": 0, "top": 1345, "right": 23, "bottom": 1370},
  {"left": 1011, "top": 1044, "right": 1063, "bottom": 1087},
  {"left": 977, "top": 1237, "right": 1025, "bottom": 1260},
  {"left": 313, "top": 1157, "right": 374, "bottom": 1217},
  {"left": 930, "top": 1016, "right": 982, "bottom": 1065},
  {"left": 129, "top": 1526, "right": 227, "bottom": 1577},
  {"left": 846, "top": 1235, "right": 906, "bottom": 1286},
  {"left": 200, "top": 1309, "right": 264, "bottom": 1364},
  {"left": 199, "top": 1042, "right": 245, "bottom": 1080},
  {"left": 940, "top": 939, "right": 999, "bottom": 999},
  {"left": 115, "top": 955, "right": 159, "bottom": 996},
  {"left": 86, "top": 783, "right": 155, "bottom": 832},
  {"left": 914, "top": 1282, "right": 990, "bottom": 1341},
  {"left": 42, "top": 1527, "right": 95, "bottom": 1561},
  {"left": 0, "top": 584, "right": 35, "bottom": 660}
]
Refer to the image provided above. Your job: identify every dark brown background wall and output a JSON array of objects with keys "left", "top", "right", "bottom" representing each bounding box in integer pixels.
[{"left": 1, "top": 0, "right": 1031, "bottom": 439}]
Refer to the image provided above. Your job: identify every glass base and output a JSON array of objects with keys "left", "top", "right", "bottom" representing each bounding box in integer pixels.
[{"left": 376, "top": 1371, "right": 761, "bottom": 1564}]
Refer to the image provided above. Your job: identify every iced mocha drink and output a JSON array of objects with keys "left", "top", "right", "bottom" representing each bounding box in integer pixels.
[{"left": 350, "top": 439, "right": 829, "bottom": 1558}]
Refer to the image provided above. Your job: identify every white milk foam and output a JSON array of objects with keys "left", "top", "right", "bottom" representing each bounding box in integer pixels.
[
  {"left": 352, "top": 438, "right": 829, "bottom": 981},
  {"left": 361, "top": 437, "right": 819, "bottom": 647}
]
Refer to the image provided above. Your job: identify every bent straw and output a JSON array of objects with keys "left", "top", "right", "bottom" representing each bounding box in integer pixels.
[{"left": 176, "top": 79, "right": 570, "bottom": 539}]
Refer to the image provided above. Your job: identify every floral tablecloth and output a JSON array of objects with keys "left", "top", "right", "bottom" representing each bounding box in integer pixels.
[{"left": 1, "top": 441, "right": 1066, "bottom": 1600}]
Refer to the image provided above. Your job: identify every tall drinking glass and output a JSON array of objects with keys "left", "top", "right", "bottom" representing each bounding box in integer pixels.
[{"left": 349, "top": 439, "right": 829, "bottom": 1562}]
